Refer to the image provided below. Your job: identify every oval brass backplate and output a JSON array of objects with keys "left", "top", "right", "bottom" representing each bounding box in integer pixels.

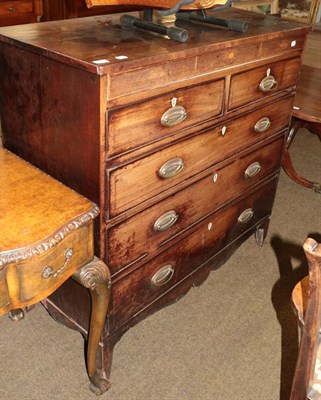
[
  {"left": 259, "top": 75, "right": 278, "bottom": 92},
  {"left": 154, "top": 210, "right": 179, "bottom": 232},
  {"left": 151, "top": 264, "right": 175, "bottom": 286},
  {"left": 159, "top": 157, "right": 185, "bottom": 179},
  {"left": 254, "top": 117, "right": 271, "bottom": 133},
  {"left": 244, "top": 162, "right": 261, "bottom": 179},
  {"left": 161, "top": 105, "right": 187, "bottom": 127},
  {"left": 238, "top": 208, "right": 254, "bottom": 224}
]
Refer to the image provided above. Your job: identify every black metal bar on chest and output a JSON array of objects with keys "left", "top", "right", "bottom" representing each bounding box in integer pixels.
[{"left": 120, "top": 0, "right": 248, "bottom": 42}]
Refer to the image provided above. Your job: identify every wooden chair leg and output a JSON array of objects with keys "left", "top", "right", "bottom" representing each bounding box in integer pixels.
[
  {"left": 282, "top": 119, "right": 321, "bottom": 193},
  {"left": 72, "top": 257, "right": 111, "bottom": 395}
]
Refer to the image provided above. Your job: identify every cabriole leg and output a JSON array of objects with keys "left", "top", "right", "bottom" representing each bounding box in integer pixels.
[{"left": 72, "top": 257, "right": 111, "bottom": 395}]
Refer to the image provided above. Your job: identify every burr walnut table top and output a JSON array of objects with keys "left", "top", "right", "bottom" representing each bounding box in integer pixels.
[{"left": 0, "top": 147, "right": 98, "bottom": 252}]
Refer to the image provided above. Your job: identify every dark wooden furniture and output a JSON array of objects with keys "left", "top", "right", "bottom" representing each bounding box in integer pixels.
[
  {"left": 0, "top": 147, "right": 111, "bottom": 395},
  {"left": 42, "top": 0, "right": 139, "bottom": 20},
  {"left": 0, "top": 0, "right": 42, "bottom": 26},
  {"left": 41, "top": 0, "right": 226, "bottom": 22},
  {"left": 282, "top": 26, "right": 321, "bottom": 193},
  {"left": 85, "top": 0, "right": 225, "bottom": 9},
  {"left": 0, "top": 10, "right": 311, "bottom": 389},
  {"left": 291, "top": 238, "right": 321, "bottom": 400}
]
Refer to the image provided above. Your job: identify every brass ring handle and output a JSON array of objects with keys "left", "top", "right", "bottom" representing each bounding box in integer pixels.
[
  {"left": 161, "top": 105, "right": 187, "bottom": 127},
  {"left": 254, "top": 117, "right": 271, "bottom": 133},
  {"left": 244, "top": 162, "right": 261, "bottom": 179},
  {"left": 41, "top": 248, "right": 74, "bottom": 279},
  {"left": 159, "top": 157, "right": 185, "bottom": 179},
  {"left": 151, "top": 264, "right": 175, "bottom": 286},
  {"left": 259, "top": 75, "right": 278, "bottom": 92},
  {"left": 154, "top": 210, "right": 179, "bottom": 232},
  {"left": 238, "top": 208, "right": 254, "bottom": 224}
]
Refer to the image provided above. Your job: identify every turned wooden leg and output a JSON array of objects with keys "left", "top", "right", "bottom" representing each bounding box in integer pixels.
[
  {"left": 72, "top": 257, "right": 111, "bottom": 395},
  {"left": 8, "top": 308, "right": 24, "bottom": 322},
  {"left": 255, "top": 218, "right": 270, "bottom": 247},
  {"left": 282, "top": 118, "right": 321, "bottom": 193}
]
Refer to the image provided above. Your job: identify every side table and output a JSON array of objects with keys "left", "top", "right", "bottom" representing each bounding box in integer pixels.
[
  {"left": 282, "top": 26, "right": 321, "bottom": 193},
  {"left": 0, "top": 147, "right": 111, "bottom": 395}
]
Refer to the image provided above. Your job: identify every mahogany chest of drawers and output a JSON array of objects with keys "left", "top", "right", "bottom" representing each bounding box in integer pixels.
[{"left": 0, "top": 9, "right": 310, "bottom": 386}]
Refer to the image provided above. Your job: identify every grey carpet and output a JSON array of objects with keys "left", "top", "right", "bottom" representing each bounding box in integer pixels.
[{"left": 0, "top": 128, "right": 320, "bottom": 400}]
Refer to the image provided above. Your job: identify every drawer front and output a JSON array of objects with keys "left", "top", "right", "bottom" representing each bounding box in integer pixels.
[
  {"left": 108, "top": 34, "right": 306, "bottom": 102},
  {"left": 107, "top": 135, "right": 284, "bottom": 274},
  {"left": 107, "top": 79, "right": 224, "bottom": 156},
  {"left": 108, "top": 96, "right": 292, "bottom": 217},
  {"left": 6, "top": 224, "right": 94, "bottom": 308},
  {"left": 228, "top": 57, "right": 301, "bottom": 110},
  {"left": 0, "top": 1, "right": 34, "bottom": 16},
  {"left": 111, "top": 177, "right": 278, "bottom": 329}
]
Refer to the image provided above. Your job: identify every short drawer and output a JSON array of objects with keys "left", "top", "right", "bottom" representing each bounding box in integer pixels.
[
  {"left": 107, "top": 135, "right": 284, "bottom": 274},
  {"left": 108, "top": 96, "right": 292, "bottom": 217},
  {"left": 110, "top": 176, "right": 278, "bottom": 329},
  {"left": 4, "top": 223, "right": 94, "bottom": 309},
  {"left": 0, "top": 1, "right": 34, "bottom": 16},
  {"left": 107, "top": 79, "right": 224, "bottom": 156},
  {"left": 228, "top": 57, "right": 301, "bottom": 110}
]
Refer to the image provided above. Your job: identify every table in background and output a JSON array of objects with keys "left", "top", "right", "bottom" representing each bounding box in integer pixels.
[{"left": 282, "top": 25, "right": 321, "bottom": 193}]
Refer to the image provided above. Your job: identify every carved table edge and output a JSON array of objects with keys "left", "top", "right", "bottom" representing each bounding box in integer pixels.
[{"left": 0, "top": 205, "right": 100, "bottom": 268}]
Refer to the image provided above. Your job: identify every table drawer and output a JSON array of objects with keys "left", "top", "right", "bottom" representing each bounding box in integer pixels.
[
  {"left": 3, "top": 223, "right": 94, "bottom": 309},
  {"left": 108, "top": 96, "right": 292, "bottom": 217},
  {"left": 0, "top": 1, "right": 34, "bottom": 16},
  {"left": 107, "top": 135, "right": 284, "bottom": 274},
  {"left": 228, "top": 57, "right": 301, "bottom": 110},
  {"left": 107, "top": 79, "right": 224, "bottom": 156},
  {"left": 110, "top": 176, "right": 278, "bottom": 329}
]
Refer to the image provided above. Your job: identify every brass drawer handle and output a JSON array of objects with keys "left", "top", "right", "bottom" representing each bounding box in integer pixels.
[
  {"left": 41, "top": 248, "right": 74, "bottom": 279},
  {"left": 161, "top": 105, "right": 187, "bottom": 127},
  {"left": 238, "top": 208, "right": 254, "bottom": 224},
  {"left": 254, "top": 117, "right": 271, "bottom": 133},
  {"left": 259, "top": 74, "right": 278, "bottom": 93},
  {"left": 151, "top": 264, "right": 175, "bottom": 286},
  {"left": 159, "top": 157, "right": 185, "bottom": 179},
  {"left": 7, "top": 6, "right": 16, "bottom": 12},
  {"left": 154, "top": 210, "right": 179, "bottom": 232},
  {"left": 244, "top": 162, "right": 261, "bottom": 179},
  {"left": 161, "top": 97, "right": 187, "bottom": 127}
]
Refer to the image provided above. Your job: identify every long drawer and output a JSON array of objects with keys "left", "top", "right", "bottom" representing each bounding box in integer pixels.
[
  {"left": 110, "top": 176, "right": 278, "bottom": 330},
  {"left": 228, "top": 57, "right": 301, "bottom": 110},
  {"left": 106, "top": 135, "right": 284, "bottom": 274},
  {"left": 108, "top": 96, "right": 293, "bottom": 217},
  {"left": 107, "top": 78, "right": 224, "bottom": 156}
]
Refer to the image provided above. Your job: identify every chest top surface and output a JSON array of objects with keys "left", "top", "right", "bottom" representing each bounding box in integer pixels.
[{"left": 0, "top": 9, "right": 311, "bottom": 75}]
